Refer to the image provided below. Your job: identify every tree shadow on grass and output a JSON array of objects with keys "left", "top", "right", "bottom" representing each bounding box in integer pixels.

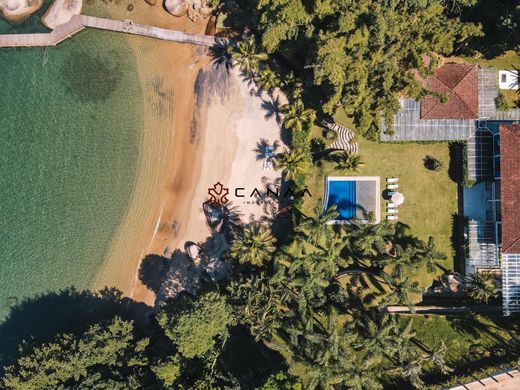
[{"left": 0, "top": 287, "right": 151, "bottom": 372}]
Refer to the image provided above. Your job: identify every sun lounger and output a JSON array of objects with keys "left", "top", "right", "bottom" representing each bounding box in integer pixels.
[
  {"left": 387, "top": 184, "right": 398, "bottom": 190},
  {"left": 387, "top": 215, "right": 398, "bottom": 221},
  {"left": 387, "top": 202, "right": 396, "bottom": 208},
  {"left": 387, "top": 208, "right": 398, "bottom": 214},
  {"left": 386, "top": 177, "right": 398, "bottom": 183}
]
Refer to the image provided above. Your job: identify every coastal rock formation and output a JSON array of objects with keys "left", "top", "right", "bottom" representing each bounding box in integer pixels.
[
  {"left": 164, "top": 0, "right": 213, "bottom": 21},
  {"left": 164, "top": 0, "right": 188, "bottom": 16},
  {"left": 41, "top": 0, "right": 82, "bottom": 30},
  {"left": 0, "top": 0, "right": 43, "bottom": 24}
]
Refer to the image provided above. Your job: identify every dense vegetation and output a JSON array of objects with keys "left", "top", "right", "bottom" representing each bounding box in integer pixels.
[
  {"left": 3, "top": 208, "right": 517, "bottom": 389},
  {"left": 226, "top": 0, "right": 482, "bottom": 138}
]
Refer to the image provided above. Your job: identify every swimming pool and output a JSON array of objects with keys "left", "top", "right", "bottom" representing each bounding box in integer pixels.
[
  {"left": 325, "top": 180, "right": 357, "bottom": 220},
  {"left": 324, "top": 176, "right": 381, "bottom": 224}
]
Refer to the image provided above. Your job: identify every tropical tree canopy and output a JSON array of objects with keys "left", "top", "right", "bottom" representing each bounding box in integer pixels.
[
  {"left": 2, "top": 318, "right": 148, "bottom": 390},
  {"left": 158, "top": 292, "right": 234, "bottom": 359},
  {"left": 229, "top": 224, "right": 277, "bottom": 266},
  {"left": 255, "top": 0, "right": 481, "bottom": 136},
  {"left": 275, "top": 147, "right": 309, "bottom": 182}
]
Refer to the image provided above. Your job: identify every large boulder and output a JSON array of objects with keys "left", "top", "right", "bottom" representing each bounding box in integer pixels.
[
  {"left": 0, "top": 0, "right": 43, "bottom": 24},
  {"left": 164, "top": 0, "right": 188, "bottom": 16},
  {"left": 41, "top": 0, "right": 82, "bottom": 30}
]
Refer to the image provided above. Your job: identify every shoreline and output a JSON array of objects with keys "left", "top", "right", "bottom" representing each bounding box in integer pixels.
[
  {"left": 88, "top": 3, "right": 210, "bottom": 306},
  {"left": 87, "top": 3, "right": 284, "bottom": 309}
]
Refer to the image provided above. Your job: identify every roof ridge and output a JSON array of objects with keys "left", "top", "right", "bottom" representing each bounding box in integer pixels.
[
  {"left": 421, "top": 75, "right": 451, "bottom": 118},
  {"left": 452, "top": 65, "right": 479, "bottom": 116}
]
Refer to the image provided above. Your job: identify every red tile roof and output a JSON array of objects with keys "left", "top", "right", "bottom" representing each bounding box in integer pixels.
[
  {"left": 420, "top": 64, "right": 479, "bottom": 119},
  {"left": 500, "top": 124, "right": 520, "bottom": 254}
]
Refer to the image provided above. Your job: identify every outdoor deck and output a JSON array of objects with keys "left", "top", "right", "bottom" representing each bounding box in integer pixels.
[
  {"left": 381, "top": 67, "right": 500, "bottom": 142},
  {"left": 380, "top": 99, "right": 473, "bottom": 142},
  {"left": 0, "top": 15, "right": 227, "bottom": 48}
]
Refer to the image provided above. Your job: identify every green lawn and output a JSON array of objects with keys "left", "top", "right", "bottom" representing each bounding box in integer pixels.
[{"left": 303, "top": 112, "right": 458, "bottom": 292}]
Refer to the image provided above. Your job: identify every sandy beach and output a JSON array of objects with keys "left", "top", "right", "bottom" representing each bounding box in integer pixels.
[{"left": 87, "top": 1, "right": 284, "bottom": 307}]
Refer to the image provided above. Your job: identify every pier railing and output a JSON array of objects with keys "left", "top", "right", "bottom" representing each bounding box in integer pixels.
[{"left": 0, "top": 15, "right": 228, "bottom": 48}]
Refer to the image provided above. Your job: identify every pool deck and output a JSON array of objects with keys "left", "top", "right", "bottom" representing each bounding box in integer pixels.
[{"left": 324, "top": 176, "right": 381, "bottom": 224}]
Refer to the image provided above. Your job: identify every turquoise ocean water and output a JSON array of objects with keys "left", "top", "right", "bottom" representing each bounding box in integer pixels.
[{"left": 0, "top": 29, "right": 142, "bottom": 321}]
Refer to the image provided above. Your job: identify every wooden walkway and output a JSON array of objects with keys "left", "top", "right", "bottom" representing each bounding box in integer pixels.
[{"left": 0, "top": 15, "right": 228, "bottom": 48}]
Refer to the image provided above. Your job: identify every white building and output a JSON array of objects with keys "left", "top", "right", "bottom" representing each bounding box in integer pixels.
[{"left": 498, "top": 70, "right": 518, "bottom": 90}]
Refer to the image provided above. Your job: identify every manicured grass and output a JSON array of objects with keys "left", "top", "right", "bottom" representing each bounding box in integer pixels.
[{"left": 304, "top": 113, "right": 458, "bottom": 292}]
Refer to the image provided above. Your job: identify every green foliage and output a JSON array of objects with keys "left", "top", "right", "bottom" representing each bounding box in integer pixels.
[
  {"left": 466, "top": 273, "right": 499, "bottom": 304},
  {"left": 2, "top": 317, "right": 148, "bottom": 390},
  {"left": 158, "top": 292, "right": 234, "bottom": 359},
  {"left": 256, "top": 0, "right": 482, "bottom": 135},
  {"left": 151, "top": 355, "right": 182, "bottom": 386},
  {"left": 424, "top": 155, "right": 444, "bottom": 171},
  {"left": 229, "top": 224, "right": 277, "bottom": 266},
  {"left": 258, "top": 371, "right": 302, "bottom": 390},
  {"left": 229, "top": 35, "right": 268, "bottom": 75},
  {"left": 332, "top": 151, "right": 365, "bottom": 173},
  {"left": 275, "top": 147, "right": 309, "bottom": 182},
  {"left": 280, "top": 99, "right": 315, "bottom": 133},
  {"left": 495, "top": 91, "right": 509, "bottom": 111}
]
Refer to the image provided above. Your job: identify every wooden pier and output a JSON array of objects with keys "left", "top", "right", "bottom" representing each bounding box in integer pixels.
[{"left": 0, "top": 15, "right": 227, "bottom": 48}]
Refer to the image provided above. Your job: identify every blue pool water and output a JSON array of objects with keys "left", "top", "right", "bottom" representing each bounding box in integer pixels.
[{"left": 326, "top": 180, "right": 357, "bottom": 220}]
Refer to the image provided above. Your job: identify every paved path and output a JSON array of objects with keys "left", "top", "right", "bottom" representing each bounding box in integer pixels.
[{"left": 0, "top": 15, "right": 228, "bottom": 48}]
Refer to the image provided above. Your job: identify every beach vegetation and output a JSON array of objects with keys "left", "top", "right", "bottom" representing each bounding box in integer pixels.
[
  {"left": 275, "top": 147, "right": 309, "bottom": 182},
  {"left": 229, "top": 224, "right": 277, "bottom": 266},
  {"left": 228, "top": 35, "right": 268, "bottom": 75},
  {"left": 280, "top": 99, "right": 315, "bottom": 133}
]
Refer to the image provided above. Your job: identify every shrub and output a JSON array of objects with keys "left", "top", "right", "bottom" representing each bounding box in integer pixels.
[
  {"left": 495, "top": 91, "right": 509, "bottom": 111},
  {"left": 424, "top": 155, "right": 444, "bottom": 171}
]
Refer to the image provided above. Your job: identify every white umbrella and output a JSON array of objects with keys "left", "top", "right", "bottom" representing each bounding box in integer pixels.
[{"left": 391, "top": 192, "right": 404, "bottom": 206}]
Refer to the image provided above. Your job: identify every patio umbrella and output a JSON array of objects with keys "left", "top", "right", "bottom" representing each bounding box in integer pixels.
[{"left": 391, "top": 192, "right": 404, "bottom": 206}]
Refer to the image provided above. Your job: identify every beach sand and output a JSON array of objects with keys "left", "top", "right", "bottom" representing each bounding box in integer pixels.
[{"left": 87, "top": 2, "right": 284, "bottom": 308}]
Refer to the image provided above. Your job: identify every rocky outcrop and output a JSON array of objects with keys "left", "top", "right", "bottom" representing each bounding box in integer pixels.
[
  {"left": 0, "top": 0, "right": 43, "bottom": 24},
  {"left": 164, "top": 0, "right": 188, "bottom": 16},
  {"left": 41, "top": 0, "right": 82, "bottom": 30},
  {"left": 164, "top": 0, "right": 214, "bottom": 21}
]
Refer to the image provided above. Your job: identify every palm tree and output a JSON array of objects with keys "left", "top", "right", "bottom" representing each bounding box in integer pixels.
[
  {"left": 295, "top": 201, "right": 339, "bottom": 246},
  {"left": 427, "top": 341, "right": 453, "bottom": 375},
  {"left": 254, "top": 67, "right": 280, "bottom": 95},
  {"left": 333, "top": 151, "right": 364, "bottom": 173},
  {"left": 465, "top": 273, "right": 499, "bottom": 303},
  {"left": 275, "top": 148, "right": 309, "bottom": 182},
  {"left": 282, "top": 71, "right": 303, "bottom": 99},
  {"left": 420, "top": 236, "right": 447, "bottom": 273},
  {"left": 280, "top": 99, "right": 315, "bottom": 132},
  {"left": 229, "top": 224, "right": 276, "bottom": 266},
  {"left": 229, "top": 35, "right": 268, "bottom": 75}
]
